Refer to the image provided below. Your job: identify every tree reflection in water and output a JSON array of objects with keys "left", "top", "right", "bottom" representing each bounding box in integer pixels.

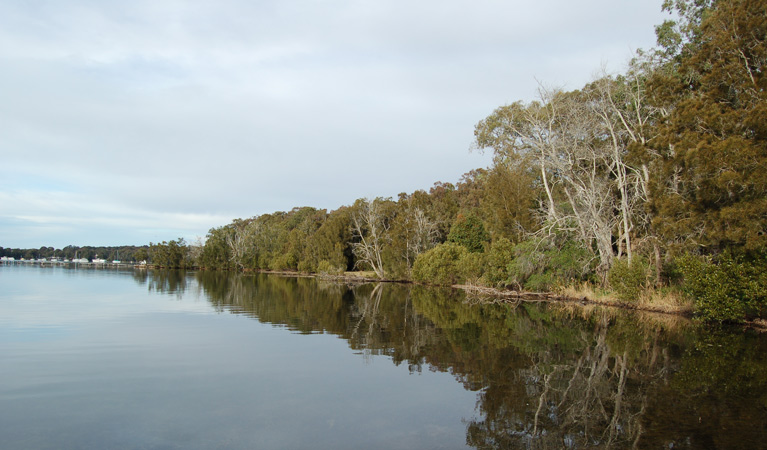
[
  {"left": 464, "top": 314, "right": 674, "bottom": 448},
  {"left": 138, "top": 269, "right": 189, "bottom": 297},
  {"left": 138, "top": 271, "right": 767, "bottom": 449}
]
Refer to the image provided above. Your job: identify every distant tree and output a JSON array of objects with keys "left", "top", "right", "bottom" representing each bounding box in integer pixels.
[
  {"left": 150, "top": 238, "right": 188, "bottom": 268},
  {"left": 226, "top": 218, "right": 257, "bottom": 270},
  {"left": 200, "top": 226, "right": 232, "bottom": 269},
  {"left": 134, "top": 247, "right": 149, "bottom": 263}
]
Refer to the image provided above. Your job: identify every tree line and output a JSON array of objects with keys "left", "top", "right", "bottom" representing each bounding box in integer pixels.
[
  {"left": 153, "top": 0, "right": 765, "bottom": 322},
  {"left": 10, "top": 0, "right": 764, "bottom": 323},
  {"left": 0, "top": 245, "right": 149, "bottom": 262}
]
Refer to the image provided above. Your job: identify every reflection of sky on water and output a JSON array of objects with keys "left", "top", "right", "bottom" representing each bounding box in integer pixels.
[
  {"left": 0, "top": 265, "right": 213, "bottom": 341},
  {"left": 4, "top": 265, "right": 767, "bottom": 448},
  {"left": 0, "top": 265, "right": 477, "bottom": 449},
  {"left": 0, "top": 324, "right": 71, "bottom": 343}
]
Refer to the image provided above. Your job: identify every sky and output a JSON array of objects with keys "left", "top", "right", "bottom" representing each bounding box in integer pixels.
[{"left": 0, "top": 0, "right": 670, "bottom": 249}]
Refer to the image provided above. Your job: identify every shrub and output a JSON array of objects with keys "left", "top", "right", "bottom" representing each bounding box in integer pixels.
[
  {"left": 270, "top": 253, "right": 297, "bottom": 271},
  {"left": 447, "top": 214, "right": 489, "bottom": 253},
  {"left": 297, "top": 259, "right": 315, "bottom": 273},
  {"left": 316, "top": 259, "right": 344, "bottom": 276},
  {"left": 456, "top": 251, "right": 485, "bottom": 283},
  {"left": 677, "top": 252, "right": 767, "bottom": 323},
  {"left": 608, "top": 257, "right": 655, "bottom": 302},
  {"left": 412, "top": 242, "right": 471, "bottom": 286},
  {"left": 482, "top": 238, "right": 515, "bottom": 287},
  {"left": 524, "top": 273, "right": 558, "bottom": 292},
  {"left": 508, "top": 236, "right": 594, "bottom": 291}
]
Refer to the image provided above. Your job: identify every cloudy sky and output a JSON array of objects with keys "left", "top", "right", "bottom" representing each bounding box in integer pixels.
[{"left": 0, "top": 0, "right": 669, "bottom": 249}]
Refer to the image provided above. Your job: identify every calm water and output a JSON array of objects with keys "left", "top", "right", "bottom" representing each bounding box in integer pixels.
[{"left": 1, "top": 265, "right": 766, "bottom": 449}]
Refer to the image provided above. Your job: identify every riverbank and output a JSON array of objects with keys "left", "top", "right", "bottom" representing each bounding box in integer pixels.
[
  {"left": 248, "top": 268, "right": 699, "bottom": 317},
  {"left": 454, "top": 283, "right": 767, "bottom": 332},
  {"left": 455, "top": 283, "right": 694, "bottom": 316},
  {"left": 151, "top": 265, "right": 767, "bottom": 330}
]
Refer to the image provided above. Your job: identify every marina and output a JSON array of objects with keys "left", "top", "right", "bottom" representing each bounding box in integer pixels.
[{"left": 0, "top": 256, "right": 139, "bottom": 268}]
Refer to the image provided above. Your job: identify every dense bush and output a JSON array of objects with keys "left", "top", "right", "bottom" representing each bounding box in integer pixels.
[
  {"left": 508, "top": 237, "right": 594, "bottom": 292},
  {"left": 608, "top": 257, "right": 655, "bottom": 302},
  {"left": 412, "top": 242, "right": 475, "bottom": 286},
  {"left": 270, "top": 253, "right": 297, "bottom": 271},
  {"left": 678, "top": 252, "right": 767, "bottom": 323},
  {"left": 316, "top": 260, "right": 344, "bottom": 275},
  {"left": 456, "top": 251, "right": 485, "bottom": 284},
  {"left": 482, "top": 238, "right": 515, "bottom": 287},
  {"left": 149, "top": 239, "right": 189, "bottom": 269},
  {"left": 447, "top": 214, "right": 489, "bottom": 253}
]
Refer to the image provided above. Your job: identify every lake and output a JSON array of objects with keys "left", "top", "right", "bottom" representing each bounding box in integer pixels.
[{"left": 1, "top": 264, "right": 766, "bottom": 449}]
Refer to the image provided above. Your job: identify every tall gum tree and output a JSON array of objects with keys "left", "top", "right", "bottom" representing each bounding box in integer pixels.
[
  {"left": 585, "top": 66, "right": 661, "bottom": 266},
  {"left": 475, "top": 87, "right": 622, "bottom": 276},
  {"left": 350, "top": 197, "right": 396, "bottom": 279}
]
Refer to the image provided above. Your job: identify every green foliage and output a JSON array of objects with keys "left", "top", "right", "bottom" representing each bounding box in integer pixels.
[
  {"left": 480, "top": 162, "right": 538, "bottom": 242},
  {"left": 508, "top": 236, "right": 594, "bottom": 292},
  {"left": 481, "top": 238, "right": 515, "bottom": 287},
  {"left": 385, "top": 194, "right": 442, "bottom": 280},
  {"left": 654, "top": 0, "right": 714, "bottom": 61},
  {"left": 270, "top": 253, "right": 297, "bottom": 271},
  {"left": 133, "top": 247, "right": 149, "bottom": 263},
  {"left": 149, "top": 238, "right": 189, "bottom": 269},
  {"left": 296, "top": 259, "right": 315, "bottom": 273},
  {"left": 608, "top": 257, "right": 656, "bottom": 302},
  {"left": 425, "top": 182, "right": 460, "bottom": 239},
  {"left": 302, "top": 207, "right": 354, "bottom": 272},
  {"left": 649, "top": 0, "right": 767, "bottom": 253},
  {"left": 447, "top": 213, "right": 489, "bottom": 253},
  {"left": 456, "top": 251, "right": 485, "bottom": 284},
  {"left": 677, "top": 252, "right": 767, "bottom": 323},
  {"left": 412, "top": 242, "right": 474, "bottom": 286},
  {"left": 316, "top": 260, "right": 344, "bottom": 275},
  {"left": 200, "top": 226, "right": 233, "bottom": 269}
]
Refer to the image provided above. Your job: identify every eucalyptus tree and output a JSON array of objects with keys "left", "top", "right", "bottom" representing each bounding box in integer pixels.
[
  {"left": 225, "top": 218, "right": 258, "bottom": 270},
  {"left": 350, "top": 197, "right": 397, "bottom": 279},
  {"left": 387, "top": 193, "right": 441, "bottom": 277},
  {"left": 583, "top": 65, "right": 663, "bottom": 265},
  {"left": 475, "top": 88, "right": 619, "bottom": 276},
  {"left": 474, "top": 62, "right": 665, "bottom": 277}
]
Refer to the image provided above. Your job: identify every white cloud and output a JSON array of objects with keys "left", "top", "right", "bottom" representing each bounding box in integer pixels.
[{"left": 0, "top": 0, "right": 668, "bottom": 248}]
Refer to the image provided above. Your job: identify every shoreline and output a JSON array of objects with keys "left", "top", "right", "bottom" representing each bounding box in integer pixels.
[
  {"left": 264, "top": 269, "right": 767, "bottom": 331},
  {"left": 245, "top": 268, "right": 698, "bottom": 316},
  {"left": 153, "top": 266, "right": 767, "bottom": 331},
  {"left": 453, "top": 283, "right": 767, "bottom": 332},
  {"left": 453, "top": 283, "right": 694, "bottom": 316}
]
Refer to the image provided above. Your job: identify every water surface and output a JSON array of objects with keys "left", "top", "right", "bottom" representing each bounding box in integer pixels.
[{"left": 1, "top": 265, "right": 765, "bottom": 449}]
